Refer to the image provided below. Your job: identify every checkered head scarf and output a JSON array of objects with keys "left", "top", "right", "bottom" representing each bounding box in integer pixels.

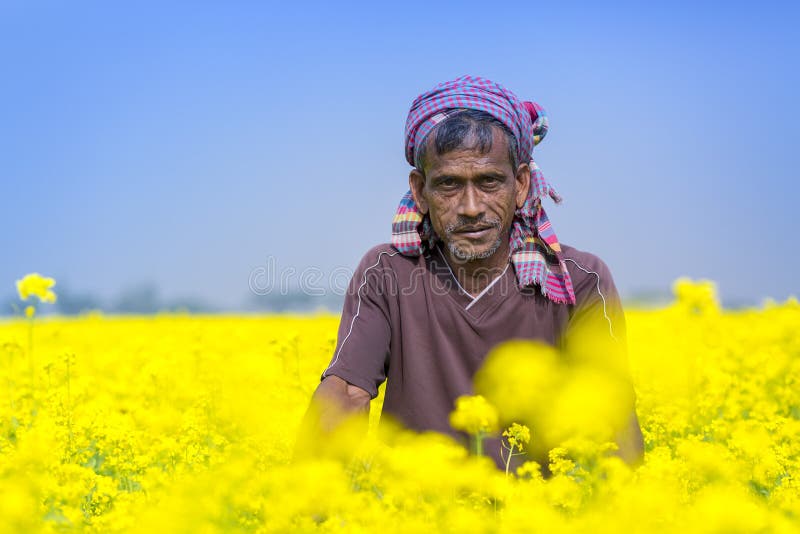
[{"left": 391, "top": 75, "right": 576, "bottom": 304}]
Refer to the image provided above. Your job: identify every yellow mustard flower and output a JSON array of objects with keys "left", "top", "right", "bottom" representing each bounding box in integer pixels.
[
  {"left": 449, "top": 394, "right": 499, "bottom": 436},
  {"left": 672, "top": 276, "right": 719, "bottom": 313},
  {"left": 0, "top": 281, "right": 796, "bottom": 532},
  {"left": 502, "top": 423, "right": 531, "bottom": 453},
  {"left": 16, "top": 273, "right": 57, "bottom": 303}
]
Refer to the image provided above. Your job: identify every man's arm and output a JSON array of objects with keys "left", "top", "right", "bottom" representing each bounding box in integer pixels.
[
  {"left": 614, "top": 410, "right": 644, "bottom": 466},
  {"left": 293, "top": 245, "right": 394, "bottom": 462},
  {"left": 561, "top": 253, "right": 644, "bottom": 466},
  {"left": 292, "top": 375, "right": 372, "bottom": 462}
]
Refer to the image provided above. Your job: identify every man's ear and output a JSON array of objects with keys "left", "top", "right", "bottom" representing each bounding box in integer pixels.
[
  {"left": 514, "top": 163, "right": 531, "bottom": 209},
  {"left": 409, "top": 169, "right": 428, "bottom": 215}
]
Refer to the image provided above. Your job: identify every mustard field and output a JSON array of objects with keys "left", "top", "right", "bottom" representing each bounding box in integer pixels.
[{"left": 0, "top": 279, "right": 798, "bottom": 532}]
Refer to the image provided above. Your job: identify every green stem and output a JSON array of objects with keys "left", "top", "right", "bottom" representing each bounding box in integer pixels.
[
  {"left": 66, "top": 357, "right": 73, "bottom": 458},
  {"left": 27, "top": 318, "right": 34, "bottom": 384},
  {"left": 474, "top": 432, "right": 484, "bottom": 457},
  {"left": 27, "top": 317, "right": 37, "bottom": 415},
  {"left": 294, "top": 337, "right": 302, "bottom": 388}
]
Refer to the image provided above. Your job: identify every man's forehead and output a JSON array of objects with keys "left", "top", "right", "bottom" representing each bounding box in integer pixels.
[{"left": 424, "top": 127, "right": 514, "bottom": 175}]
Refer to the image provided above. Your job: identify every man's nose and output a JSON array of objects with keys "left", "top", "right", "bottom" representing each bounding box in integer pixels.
[{"left": 458, "top": 183, "right": 484, "bottom": 218}]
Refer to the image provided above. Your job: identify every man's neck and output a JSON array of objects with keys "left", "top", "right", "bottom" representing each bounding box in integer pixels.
[{"left": 439, "top": 241, "right": 511, "bottom": 298}]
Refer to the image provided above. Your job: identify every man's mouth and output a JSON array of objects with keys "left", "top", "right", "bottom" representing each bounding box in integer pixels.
[{"left": 453, "top": 226, "right": 494, "bottom": 238}]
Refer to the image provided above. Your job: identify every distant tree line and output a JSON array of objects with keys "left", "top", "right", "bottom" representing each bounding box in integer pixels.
[
  {"left": 0, "top": 282, "right": 346, "bottom": 316},
  {"left": 1, "top": 283, "right": 757, "bottom": 316}
]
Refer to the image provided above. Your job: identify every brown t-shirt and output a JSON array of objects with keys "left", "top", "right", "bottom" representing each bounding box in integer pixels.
[{"left": 319, "top": 242, "right": 633, "bottom": 471}]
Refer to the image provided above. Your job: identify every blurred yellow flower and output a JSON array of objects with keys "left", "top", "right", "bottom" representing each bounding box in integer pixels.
[
  {"left": 474, "top": 340, "right": 561, "bottom": 426},
  {"left": 16, "top": 273, "right": 57, "bottom": 303},
  {"left": 672, "top": 276, "right": 719, "bottom": 313},
  {"left": 449, "top": 394, "right": 499, "bottom": 436}
]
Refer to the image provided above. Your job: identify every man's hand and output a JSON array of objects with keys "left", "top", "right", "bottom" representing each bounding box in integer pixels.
[
  {"left": 614, "top": 411, "right": 645, "bottom": 467},
  {"left": 292, "top": 375, "right": 372, "bottom": 462}
]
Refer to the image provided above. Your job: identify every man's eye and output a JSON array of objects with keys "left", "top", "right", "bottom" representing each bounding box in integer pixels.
[{"left": 439, "top": 178, "right": 457, "bottom": 187}]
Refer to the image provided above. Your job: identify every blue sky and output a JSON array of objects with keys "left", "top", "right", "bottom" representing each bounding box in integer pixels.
[{"left": 1, "top": 1, "right": 798, "bottom": 309}]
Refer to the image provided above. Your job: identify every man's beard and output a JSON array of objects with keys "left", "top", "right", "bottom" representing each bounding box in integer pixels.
[{"left": 444, "top": 218, "right": 504, "bottom": 262}]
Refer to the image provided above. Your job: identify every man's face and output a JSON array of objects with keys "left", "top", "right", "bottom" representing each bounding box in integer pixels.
[{"left": 409, "top": 126, "right": 530, "bottom": 263}]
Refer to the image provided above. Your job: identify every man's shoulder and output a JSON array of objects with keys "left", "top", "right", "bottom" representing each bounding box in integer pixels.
[
  {"left": 559, "top": 243, "right": 612, "bottom": 276},
  {"left": 361, "top": 242, "right": 399, "bottom": 258},
  {"left": 346, "top": 243, "right": 423, "bottom": 298},
  {"left": 353, "top": 243, "right": 420, "bottom": 273},
  {"left": 558, "top": 243, "right": 618, "bottom": 300}
]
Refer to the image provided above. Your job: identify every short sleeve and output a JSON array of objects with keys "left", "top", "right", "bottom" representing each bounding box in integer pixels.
[{"left": 319, "top": 247, "right": 393, "bottom": 399}]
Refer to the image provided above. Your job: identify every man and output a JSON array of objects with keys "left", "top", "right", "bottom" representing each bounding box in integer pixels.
[{"left": 296, "top": 75, "right": 644, "bottom": 471}]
